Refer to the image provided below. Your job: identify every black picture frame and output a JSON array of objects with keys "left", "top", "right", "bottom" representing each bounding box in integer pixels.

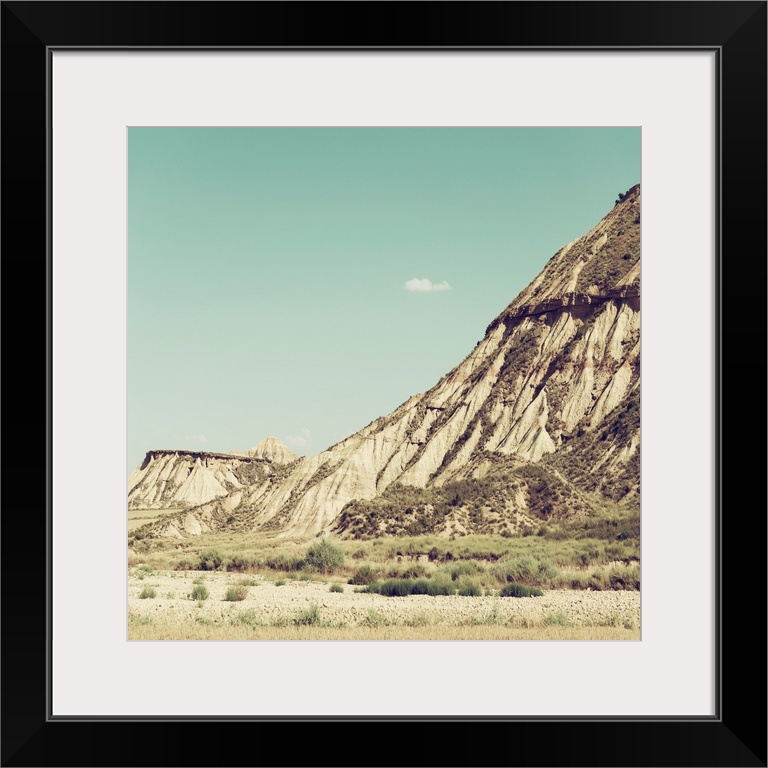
[{"left": 3, "top": 2, "right": 765, "bottom": 766}]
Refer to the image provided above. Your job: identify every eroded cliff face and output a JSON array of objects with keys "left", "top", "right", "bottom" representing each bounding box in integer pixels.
[
  {"left": 131, "top": 186, "right": 640, "bottom": 540},
  {"left": 129, "top": 438, "right": 300, "bottom": 511}
]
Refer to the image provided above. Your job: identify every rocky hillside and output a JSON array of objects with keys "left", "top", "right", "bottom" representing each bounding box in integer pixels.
[
  {"left": 128, "top": 440, "right": 301, "bottom": 511},
  {"left": 130, "top": 185, "right": 640, "bottom": 541}
]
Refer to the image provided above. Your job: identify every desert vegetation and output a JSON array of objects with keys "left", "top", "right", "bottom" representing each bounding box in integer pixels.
[{"left": 128, "top": 509, "right": 639, "bottom": 640}]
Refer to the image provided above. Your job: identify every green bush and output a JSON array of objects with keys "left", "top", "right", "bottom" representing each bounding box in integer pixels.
[
  {"left": 365, "top": 578, "right": 456, "bottom": 597},
  {"left": 425, "top": 580, "right": 456, "bottom": 596},
  {"left": 400, "top": 564, "right": 429, "bottom": 579},
  {"left": 226, "top": 555, "right": 255, "bottom": 572},
  {"left": 609, "top": 566, "right": 640, "bottom": 591},
  {"left": 231, "top": 610, "right": 262, "bottom": 627},
  {"left": 295, "top": 604, "right": 322, "bottom": 626},
  {"left": 138, "top": 587, "right": 156, "bottom": 599},
  {"left": 543, "top": 611, "right": 570, "bottom": 627},
  {"left": 274, "top": 579, "right": 286, "bottom": 587},
  {"left": 266, "top": 552, "right": 305, "bottom": 572},
  {"left": 492, "top": 555, "right": 559, "bottom": 586},
  {"left": 329, "top": 583, "right": 344, "bottom": 593},
  {"left": 458, "top": 581, "right": 482, "bottom": 597},
  {"left": 348, "top": 564, "right": 378, "bottom": 585},
  {"left": 375, "top": 579, "right": 414, "bottom": 596},
  {"left": 224, "top": 584, "right": 248, "bottom": 602},
  {"left": 197, "top": 549, "right": 224, "bottom": 571},
  {"left": 189, "top": 584, "right": 210, "bottom": 601},
  {"left": 499, "top": 583, "right": 543, "bottom": 598},
  {"left": 304, "top": 538, "right": 345, "bottom": 574},
  {"left": 447, "top": 561, "right": 481, "bottom": 581}
]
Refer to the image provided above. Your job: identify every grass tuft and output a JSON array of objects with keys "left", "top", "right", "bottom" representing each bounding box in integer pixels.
[
  {"left": 189, "top": 584, "right": 210, "bottom": 601},
  {"left": 294, "top": 604, "right": 322, "bottom": 626},
  {"left": 224, "top": 584, "right": 249, "bottom": 602},
  {"left": 543, "top": 611, "right": 570, "bottom": 627}
]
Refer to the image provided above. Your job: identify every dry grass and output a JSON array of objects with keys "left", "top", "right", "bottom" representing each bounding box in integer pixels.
[{"left": 128, "top": 623, "right": 639, "bottom": 641}]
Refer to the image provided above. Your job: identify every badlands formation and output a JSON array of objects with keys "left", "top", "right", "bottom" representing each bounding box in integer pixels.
[{"left": 129, "top": 185, "right": 640, "bottom": 542}]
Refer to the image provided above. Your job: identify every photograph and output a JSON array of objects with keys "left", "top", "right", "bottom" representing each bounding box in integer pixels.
[
  {"left": 1, "top": 0, "right": 762, "bottom": 759},
  {"left": 126, "top": 127, "right": 642, "bottom": 640}
]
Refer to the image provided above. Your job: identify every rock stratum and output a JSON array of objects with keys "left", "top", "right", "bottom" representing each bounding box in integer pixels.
[{"left": 130, "top": 185, "right": 640, "bottom": 541}]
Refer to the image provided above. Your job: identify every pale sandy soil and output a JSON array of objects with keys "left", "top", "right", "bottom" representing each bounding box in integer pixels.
[{"left": 128, "top": 571, "right": 640, "bottom": 637}]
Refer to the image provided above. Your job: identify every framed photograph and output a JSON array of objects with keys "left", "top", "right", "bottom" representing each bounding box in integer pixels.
[{"left": 4, "top": 2, "right": 765, "bottom": 765}]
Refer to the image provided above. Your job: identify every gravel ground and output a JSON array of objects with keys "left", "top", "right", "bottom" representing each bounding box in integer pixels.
[{"left": 128, "top": 571, "right": 640, "bottom": 630}]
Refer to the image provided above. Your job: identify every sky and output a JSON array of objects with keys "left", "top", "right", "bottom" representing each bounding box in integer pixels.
[{"left": 128, "top": 127, "right": 640, "bottom": 476}]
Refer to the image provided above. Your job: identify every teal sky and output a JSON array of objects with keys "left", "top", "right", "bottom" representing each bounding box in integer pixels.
[{"left": 128, "top": 127, "right": 639, "bottom": 476}]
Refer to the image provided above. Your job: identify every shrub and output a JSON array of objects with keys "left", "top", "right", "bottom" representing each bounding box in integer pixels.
[
  {"left": 609, "top": 566, "right": 640, "bottom": 591},
  {"left": 365, "top": 578, "right": 456, "bottom": 597},
  {"left": 426, "top": 580, "right": 456, "bottom": 596},
  {"left": 348, "top": 564, "right": 378, "bottom": 585},
  {"left": 295, "top": 604, "right": 322, "bottom": 626},
  {"left": 447, "top": 561, "right": 481, "bottom": 581},
  {"left": 231, "top": 610, "right": 261, "bottom": 627},
  {"left": 458, "top": 581, "right": 482, "bottom": 597},
  {"left": 365, "top": 609, "right": 392, "bottom": 628},
  {"left": 197, "top": 549, "right": 224, "bottom": 571},
  {"left": 499, "top": 583, "right": 543, "bottom": 598},
  {"left": 304, "top": 538, "right": 345, "bottom": 574},
  {"left": 329, "top": 583, "right": 344, "bottom": 593},
  {"left": 266, "top": 552, "right": 305, "bottom": 572},
  {"left": 138, "top": 587, "right": 156, "bottom": 599},
  {"left": 224, "top": 584, "right": 248, "bottom": 602},
  {"left": 189, "top": 585, "right": 209, "bottom": 601},
  {"left": 543, "top": 611, "right": 570, "bottom": 627},
  {"left": 274, "top": 579, "right": 286, "bottom": 587},
  {"left": 400, "top": 564, "right": 429, "bottom": 579},
  {"left": 175, "top": 559, "right": 194, "bottom": 571},
  {"left": 226, "top": 555, "right": 255, "bottom": 572},
  {"left": 492, "top": 555, "right": 559, "bottom": 586},
  {"left": 377, "top": 578, "right": 415, "bottom": 597}
]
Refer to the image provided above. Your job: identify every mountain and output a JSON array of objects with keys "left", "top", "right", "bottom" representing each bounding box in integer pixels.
[
  {"left": 129, "top": 185, "right": 640, "bottom": 541},
  {"left": 229, "top": 437, "right": 298, "bottom": 464}
]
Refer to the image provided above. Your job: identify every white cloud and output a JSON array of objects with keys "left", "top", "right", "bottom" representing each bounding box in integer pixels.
[
  {"left": 186, "top": 434, "right": 208, "bottom": 444},
  {"left": 404, "top": 278, "right": 452, "bottom": 293},
  {"left": 285, "top": 428, "right": 312, "bottom": 452}
]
